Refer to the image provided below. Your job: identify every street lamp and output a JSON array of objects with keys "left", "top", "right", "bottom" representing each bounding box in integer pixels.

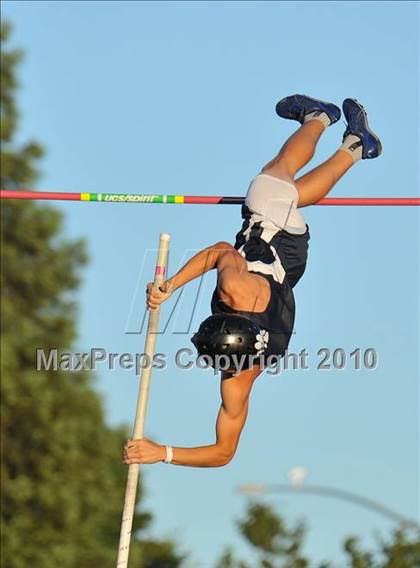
[{"left": 237, "top": 467, "right": 419, "bottom": 529}]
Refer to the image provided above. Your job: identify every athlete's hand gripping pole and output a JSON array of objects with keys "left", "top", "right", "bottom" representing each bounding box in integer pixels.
[{"left": 116, "top": 233, "right": 171, "bottom": 567}]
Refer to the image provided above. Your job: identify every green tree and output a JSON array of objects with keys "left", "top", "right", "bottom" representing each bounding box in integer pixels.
[
  {"left": 342, "top": 528, "right": 420, "bottom": 568},
  {"left": 238, "top": 503, "right": 309, "bottom": 568},
  {"left": 0, "top": 22, "right": 184, "bottom": 568},
  {"left": 215, "top": 503, "right": 309, "bottom": 568},
  {"left": 215, "top": 502, "right": 420, "bottom": 568}
]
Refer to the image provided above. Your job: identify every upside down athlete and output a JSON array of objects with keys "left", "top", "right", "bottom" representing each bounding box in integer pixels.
[{"left": 124, "top": 95, "right": 382, "bottom": 468}]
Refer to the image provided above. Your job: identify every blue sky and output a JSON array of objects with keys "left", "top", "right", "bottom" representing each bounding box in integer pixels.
[{"left": 4, "top": 1, "right": 419, "bottom": 565}]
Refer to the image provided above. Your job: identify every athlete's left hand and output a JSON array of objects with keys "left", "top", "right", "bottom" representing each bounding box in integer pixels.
[{"left": 123, "top": 438, "right": 165, "bottom": 465}]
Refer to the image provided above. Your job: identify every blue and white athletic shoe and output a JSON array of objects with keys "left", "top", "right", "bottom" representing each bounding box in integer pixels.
[
  {"left": 342, "top": 98, "right": 382, "bottom": 159},
  {"left": 275, "top": 94, "right": 341, "bottom": 125}
]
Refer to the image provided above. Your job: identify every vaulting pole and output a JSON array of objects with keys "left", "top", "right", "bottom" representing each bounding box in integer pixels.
[
  {"left": 1, "top": 190, "right": 419, "bottom": 206},
  {"left": 116, "top": 233, "right": 171, "bottom": 568}
]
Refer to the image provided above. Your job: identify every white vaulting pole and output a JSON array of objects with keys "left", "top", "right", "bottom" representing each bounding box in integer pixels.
[{"left": 116, "top": 233, "right": 171, "bottom": 567}]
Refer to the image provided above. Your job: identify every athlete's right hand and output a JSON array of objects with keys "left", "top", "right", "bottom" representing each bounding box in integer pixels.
[{"left": 146, "top": 280, "right": 174, "bottom": 310}]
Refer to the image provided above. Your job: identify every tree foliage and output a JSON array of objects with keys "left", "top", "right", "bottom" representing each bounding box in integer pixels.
[
  {"left": 0, "top": 22, "right": 43, "bottom": 187},
  {"left": 341, "top": 529, "right": 420, "bottom": 568},
  {"left": 216, "top": 502, "right": 420, "bottom": 568},
  {"left": 237, "top": 503, "right": 309, "bottom": 568},
  {"left": 0, "top": 21, "right": 184, "bottom": 568}
]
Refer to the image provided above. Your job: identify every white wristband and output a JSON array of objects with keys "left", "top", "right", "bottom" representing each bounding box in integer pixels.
[{"left": 164, "top": 445, "right": 173, "bottom": 464}]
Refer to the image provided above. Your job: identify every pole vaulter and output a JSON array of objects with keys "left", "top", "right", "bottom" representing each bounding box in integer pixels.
[{"left": 121, "top": 97, "right": 419, "bottom": 475}]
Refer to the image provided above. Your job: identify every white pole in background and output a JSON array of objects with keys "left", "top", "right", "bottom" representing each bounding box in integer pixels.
[{"left": 116, "top": 232, "right": 171, "bottom": 567}]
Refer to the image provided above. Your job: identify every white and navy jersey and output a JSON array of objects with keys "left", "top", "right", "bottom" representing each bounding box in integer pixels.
[
  {"left": 236, "top": 174, "right": 309, "bottom": 287},
  {"left": 235, "top": 204, "right": 310, "bottom": 289}
]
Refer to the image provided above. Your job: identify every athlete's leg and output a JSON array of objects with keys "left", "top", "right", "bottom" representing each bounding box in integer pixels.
[
  {"left": 295, "top": 149, "right": 354, "bottom": 208},
  {"left": 262, "top": 120, "right": 326, "bottom": 181},
  {"left": 296, "top": 98, "right": 383, "bottom": 207},
  {"left": 262, "top": 95, "right": 342, "bottom": 181}
]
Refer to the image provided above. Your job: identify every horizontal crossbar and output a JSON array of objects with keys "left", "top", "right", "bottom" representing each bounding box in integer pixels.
[{"left": 1, "top": 190, "right": 419, "bottom": 206}]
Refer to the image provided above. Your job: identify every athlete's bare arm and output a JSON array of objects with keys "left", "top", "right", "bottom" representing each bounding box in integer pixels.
[
  {"left": 147, "top": 241, "right": 270, "bottom": 313},
  {"left": 124, "top": 365, "right": 261, "bottom": 467}
]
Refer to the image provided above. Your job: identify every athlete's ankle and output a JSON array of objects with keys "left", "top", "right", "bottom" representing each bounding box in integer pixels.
[
  {"left": 303, "top": 110, "right": 331, "bottom": 129},
  {"left": 339, "top": 134, "right": 363, "bottom": 162}
]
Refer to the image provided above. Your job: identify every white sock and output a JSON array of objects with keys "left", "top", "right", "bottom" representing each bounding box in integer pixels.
[
  {"left": 340, "top": 134, "right": 363, "bottom": 162},
  {"left": 303, "top": 111, "right": 331, "bottom": 128}
]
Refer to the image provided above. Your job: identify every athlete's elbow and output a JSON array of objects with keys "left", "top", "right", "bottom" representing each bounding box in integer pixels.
[
  {"left": 214, "top": 447, "right": 236, "bottom": 467},
  {"left": 204, "top": 242, "right": 233, "bottom": 271},
  {"left": 207, "top": 241, "right": 233, "bottom": 255},
  {"left": 214, "top": 241, "right": 233, "bottom": 250}
]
